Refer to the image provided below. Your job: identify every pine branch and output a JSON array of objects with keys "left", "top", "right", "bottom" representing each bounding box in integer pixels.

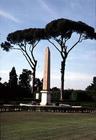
[
  {"left": 67, "top": 34, "right": 82, "bottom": 54},
  {"left": 18, "top": 44, "right": 35, "bottom": 67},
  {"left": 48, "top": 39, "right": 61, "bottom": 53}
]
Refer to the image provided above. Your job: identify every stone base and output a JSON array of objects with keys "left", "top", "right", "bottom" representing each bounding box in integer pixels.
[{"left": 40, "top": 90, "right": 51, "bottom": 106}]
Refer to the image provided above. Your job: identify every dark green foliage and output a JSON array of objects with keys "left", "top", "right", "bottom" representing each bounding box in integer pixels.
[
  {"left": 19, "top": 69, "right": 32, "bottom": 88},
  {"left": 1, "top": 41, "right": 12, "bottom": 51},
  {"left": 86, "top": 76, "right": 96, "bottom": 101},
  {"left": 51, "top": 88, "right": 93, "bottom": 103},
  {"left": 0, "top": 68, "right": 43, "bottom": 103},
  {"left": 0, "top": 68, "right": 32, "bottom": 104},
  {"left": 45, "top": 18, "right": 96, "bottom": 39},
  {"left": 34, "top": 78, "right": 43, "bottom": 92},
  {"left": 0, "top": 84, "right": 32, "bottom": 103},
  {"left": 64, "top": 90, "right": 92, "bottom": 102},
  {"left": 51, "top": 87, "right": 60, "bottom": 102},
  {"left": 9, "top": 67, "right": 18, "bottom": 88},
  {"left": 74, "top": 90, "right": 90, "bottom": 102},
  {"left": 7, "top": 28, "right": 45, "bottom": 45},
  {"left": 64, "top": 89, "right": 73, "bottom": 101},
  {"left": 86, "top": 77, "right": 96, "bottom": 92}
]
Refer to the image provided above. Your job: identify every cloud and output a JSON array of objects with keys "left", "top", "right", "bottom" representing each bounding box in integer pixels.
[
  {"left": 38, "top": 0, "right": 58, "bottom": 18},
  {"left": 65, "top": 72, "right": 92, "bottom": 81},
  {"left": 0, "top": 9, "right": 20, "bottom": 23},
  {"left": 51, "top": 71, "right": 92, "bottom": 81},
  {"left": 81, "top": 50, "right": 96, "bottom": 62},
  {"left": 51, "top": 71, "right": 93, "bottom": 89}
]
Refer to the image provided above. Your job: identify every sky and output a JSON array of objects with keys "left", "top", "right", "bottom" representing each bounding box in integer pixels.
[{"left": 0, "top": 0, "right": 96, "bottom": 90}]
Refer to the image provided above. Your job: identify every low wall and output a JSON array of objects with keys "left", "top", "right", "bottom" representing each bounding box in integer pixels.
[{"left": 0, "top": 105, "right": 96, "bottom": 113}]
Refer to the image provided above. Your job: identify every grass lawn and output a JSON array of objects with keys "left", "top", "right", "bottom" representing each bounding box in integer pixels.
[{"left": 0, "top": 112, "right": 96, "bottom": 140}]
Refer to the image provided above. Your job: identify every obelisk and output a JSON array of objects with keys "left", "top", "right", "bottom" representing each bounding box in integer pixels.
[{"left": 40, "top": 47, "right": 51, "bottom": 105}]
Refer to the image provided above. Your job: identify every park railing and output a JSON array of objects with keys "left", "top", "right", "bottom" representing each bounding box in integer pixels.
[{"left": 0, "top": 105, "right": 96, "bottom": 113}]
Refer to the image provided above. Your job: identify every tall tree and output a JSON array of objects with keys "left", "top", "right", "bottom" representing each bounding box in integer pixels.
[
  {"left": 45, "top": 18, "right": 96, "bottom": 101},
  {"left": 86, "top": 76, "right": 96, "bottom": 92},
  {"left": 19, "top": 69, "right": 32, "bottom": 89},
  {"left": 9, "top": 67, "right": 18, "bottom": 88},
  {"left": 1, "top": 28, "right": 45, "bottom": 93}
]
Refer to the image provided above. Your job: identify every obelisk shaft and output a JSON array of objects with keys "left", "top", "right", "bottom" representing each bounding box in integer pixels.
[
  {"left": 43, "top": 47, "right": 50, "bottom": 91},
  {"left": 40, "top": 47, "right": 51, "bottom": 105}
]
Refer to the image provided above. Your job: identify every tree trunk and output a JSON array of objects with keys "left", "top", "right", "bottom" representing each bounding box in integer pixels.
[
  {"left": 60, "top": 59, "right": 66, "bottom": 101},
  {"left": 31, "top": 61, "right": 37, "bottom": 94}
]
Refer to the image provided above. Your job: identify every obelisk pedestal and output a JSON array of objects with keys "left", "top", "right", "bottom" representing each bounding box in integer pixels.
[{"left": 40, "top": 47, "right": 51, "bottom": 106}]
